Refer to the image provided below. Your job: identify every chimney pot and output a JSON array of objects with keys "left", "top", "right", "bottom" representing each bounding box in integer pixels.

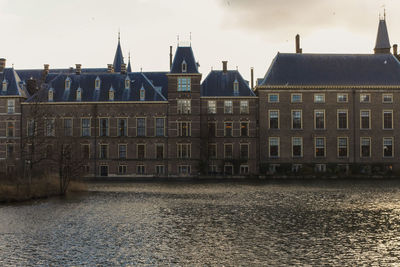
[
  {"left": 169, "top": 46, "right": 173, "bottom": 70},
  {"left": 75, "top": 64, "right": 82, "bottom": 75},
  {"left": 251, "top": 67, "right": 254, "bottom": 90},
  {"left": 222, "top": 61, "right": 228, "bottom": 73},
  {"left": 121, "top": 63, "right": 127, "bottom": 74},
  {"left": 0, "top": 58, "right": 5, "bottom": 72},
  {"left": 393, "top": 44, "right": 398, "bottom": 56},
  {"left": 107, "top": 64, "right": 114, "bottom": 73},
  {"left": 43, "top": 64, "right": 50, "bottom": 75}
]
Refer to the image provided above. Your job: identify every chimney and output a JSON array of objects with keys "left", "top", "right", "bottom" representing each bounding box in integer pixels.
[
  {"left": 44, "top": 64, "right": 50, "bottom": 75},
  {"left": 296, "top": 34, "right": 302, "bottom": 54},
  {"left": 393, "top": 44, "right": 398, "bottom": 56},
  {"left": 169, "top": 46, "right": 173, "bottom": 70},
  {"left": 251, "top": 67, "right": 254, "bottom": 90},
  {"left": 121, "top": 63, "right": 127, "bottom": 74},
  {"left": 75, "top": 64, "right": 82, "bottom": 75},
  {"left": 0, "top": 58, "right": 5, "bottom": 72},
  {"left": 222, "top": 61, "right": 228, "bottom": 73},
  {"left": 107, "top": 64, "right": 114, "bottom": 73}
]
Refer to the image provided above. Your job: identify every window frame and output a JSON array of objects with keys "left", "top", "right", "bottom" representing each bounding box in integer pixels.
[
  {"left": 291, "top": 93, "right": 302, "bottom": 103},
  {"left": 269, "top": 137, "right": 280, "bottom": 158},
  {"left": 63, "top": 117, "right": 73, "bottom": 137},
  {"left": 224, "top": 100, "right": 233, "bottom": 114},
  {"left": 382, "top": 110, "right": 393, "bottom": 130},
  {"left": 268, "top": 110, "right": 280, "bottom": 129},
  {"left": 337, "top": 93, "right": 348, "bottom": 103},
  {"left": 291, "top": 137, "right": 303, "bottom": 158},
  {"left": 291, "top": 109, "right": 302, "bottom": 130},
  {"left": 177, "top": 77, "right": 191, "bottom": 92},
  {"left": 81, "top": 117, "right": 91, "bottom": 137},
  {"left": 383, "top": 137, "right": 394, "bottom": 158},
  {"left": 314, "top": 93, "right": 325, "bottom": 103},
  {"left": 337, "top": 109, "right": 348, "bottom": 130},
  {"left": 118, "top": 144, "right": 127, "bottom": 159},
  {"left": 136, "top": 117, "right": 146, "bottom": 137},
  {"left": 99, "top": 117, "right": 109, "bottom": 137},
  {"left": 7, "top": 99, "right": 15, "bottom": 114},
  {"left": 314, "top": 109, "right": 326, "bottom": 130},
  {"left": 337, "top": 137, "right": 349, "bottom": 158},
  {"left": 360, "top": 93, "right": 371, "bottom": 103},
  {"left": 314, "top": 137, "right": 326, "bottom": 158},
  {"left": 224, "top": 121, "right": 233, "bottom": 137},
  {"left": 360, "top": 110, "right": 371, "bottom": 130},
  {"left": 224, "top": 143, "right": 233, "bottom": 159},
  {"left": 268, "top": 93, "right": 279, "bottom": 103},
  {"left": 208, "top": 100, "right": 217, "bottom": 114},
  {"left": 155, "top": 117, "right": 165, "bottom": 137},
  {"left": 177, "top": 99, "right": 191, "bottom": 114},
  {"left": 382, "top": 94, "right": 393, "bottom": 103},
  {"left": 137, "top": 143, "right": 146, "bottom": 159},
  {"left": 360, "top": 137, "right": 371, "bottom": 158}
]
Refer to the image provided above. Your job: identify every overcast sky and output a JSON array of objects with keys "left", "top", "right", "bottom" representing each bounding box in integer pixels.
[{"left": 1, "top": 0, "right": 399, "bottom": 80}]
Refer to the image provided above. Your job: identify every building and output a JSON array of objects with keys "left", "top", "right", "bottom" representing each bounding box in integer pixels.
[{"left": 1, "top": 17, "right": 400, "bottom": 177}]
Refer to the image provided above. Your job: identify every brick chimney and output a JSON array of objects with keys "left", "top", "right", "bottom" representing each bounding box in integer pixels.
[
  {"left": 222, "top": 61, "right": 228, "bottom": 73},
  {"left": 0, "top": 58, "right": 5, "bottom": 72},
  {"left": 169, "top": 46, "right": 173, "bottom": 70},
  {"left": 75, "top": 64, "right": 82, "bottom": 75},
  {"left": 296, "top": 34, "right": 302, "bottom": 54},
  {"left": 44, "top": 64, "right": 50, "bottom": 75},
  {"left": 393, "top": 44, "right": 398, "bottom": 56},
  {"left": 250, "top": 67, "right": 254, "bottom": 90},
  {"left": 107, "top": 64, "right": 114, "bottom": 73},
  {"left": 121, "top": 63, "right": 127, "bottom": 74}
]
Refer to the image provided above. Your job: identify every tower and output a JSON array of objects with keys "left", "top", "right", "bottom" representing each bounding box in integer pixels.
[{"left": 374, "top": 15, "right": 391, "bottom": 54}]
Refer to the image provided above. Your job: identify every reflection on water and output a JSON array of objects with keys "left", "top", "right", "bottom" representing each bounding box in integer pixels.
[{"left": 1, "top": 180, "right": 400, "bottom": 265}]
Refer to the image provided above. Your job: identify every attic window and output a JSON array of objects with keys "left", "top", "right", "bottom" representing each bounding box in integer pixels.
[
  {"left": 140, "top": 86, "right": 145, "bottom": 101},
  {"left": 109, "top": 88, "right": 115, "bottom": 101},
  {"left": 76, "top": 87, "right": 82, "bottom": 101},
  {"left": 2, "top": 80, "right": 7, "bottom": 92},
  {"left": 48, "top": 89, "right": 54, "bottom": 102},
  {"left": 233, "top": 80, "right": 239, "bottom": 96},
  {"left": 125, "top": 77, "right": 130, "bottom": 89},
  {"left": 182, "top": 60, "right": 187, "bottom": 73},
  {"left": 65, "top": 78, "right": 71, "bottom": 90},
  {"left": 95, "top": 77, "right": 101, "bottom": 89}
]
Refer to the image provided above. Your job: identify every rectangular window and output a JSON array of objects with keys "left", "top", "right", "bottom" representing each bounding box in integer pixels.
[
  {"left": 45, "top": 118, "right": 55, "bottom": 136},
  {"left": 337, "top": 110, "right": 348, "bottom": 129},
  {"left": 7, "top": 100, "right": 15, "bottom": 114},
  {"left": 240, "top": 143, "right": 249, "bottom": 159},
  {"left": 269, "top": 137, "right": 279, "bottom": 158},
  {"left": 291, "top": 93, "right": 302, "bottom": 103},
  {"left": 291, "top": 110, "right": 302, "bottom": 129},
  {"left": 208, "top": 122, "right": 216, "bottom": 137},
  {"left": 177, "top": 143, "right": 191, "bottom": 159},
  {"left": 99, "top": 118, "right": 109, "bottom": 137},
  {"left": 383, "top": 94, "right": 393, "bottom": 103},
  {"left": 337, "top": 93, "right": 348, "bottom": 103},
  {"left": 338, "top": 137, "right": 348, "bottom": 158},
  {"left": 224, "top": 144, "right": 233, "bottom": 159},
  {"left": 361, "top": 137, "right": 371, "bottom": 158},
  {"left": 177, "top": 99, "right": 191, "bottom": 114},
  {"left": 118, "top": 118, "right": 127, "bottom": 137},
  {"left": 178, "top": 121, "right": 191, "bottom": 137},
  {"left": 360, "top": 110, "right": 370, "bottom": 129},
  {"left": 119, "top": 165, "right": 127, "bottom": 175},
  {"left": 268, "top": 93, "right": 279, "bottom": 103},
  {"left": 383, "top": 110, "right": 393, "bottom": 129},
  {"left": 208, "top": 100, "right": 216, "bottom": 114},
  {"left": 240, "top": 100, "right": 249, "bottom": 114},
  {"left": 156, "top": 165, "right": 165, "bottom": 175},
  {"left": 64, "top": 118, "right": 73, "bottom": 136},
  {"left": 137, "top": 165, "right": 145, "bottom": 175},
  {"left": 119, "top": 144, "right": 127, "bottom": 159},
  {"left": 178, "top": 165, "right": 191, "bottom": 174},
  {"left": 314, "top": 110, "right": 325, "bottom": 129},
  {"left": 137, "top": 144, "right": 145, "bottom": 159},
  {"left": 137, "top": 118, "right": 146, "bottom": 136},
  {"left": 208, "top": 143, "right": 217, "bottom": 159},
  {"left": 156, "top": 144, "right": 164, "bottom": 159},
  {"left": 314, "top": 94, "right": 325, "bottom": 103},
  {"left": 383, "top": 137, "right": 394, "bottom": 157},
  {"left": 269, "top": 110, "right": 279, "bottom": 129},
  {"left": 81, "top": 118, "right": 90, "bottom": 137},
  {"left": 155, "top": 118, "right": 165, "bottom": 136},
  {"left": 360, "top": 94, "right": 370, "bottom": 103},
  {"left": 240, "top": 122, "right": 249, "bottom": 137},
  {"left": 100, "top": 144, "right": 108, "bottom": 159},
  {"left": 6, "top": 144, "right": 14, "bottom": 158},
  {"left": 315, "top": 137, "right": 325, "bottom": 157},
  {"left": 27, "top": 120, "right": 36, "bottom": 137},
  {"left": 177, "top": 77, "right": 191, "bottom": 92},
  {"left": 292, "top": 137, "right": 303, "bottom": 157},
  {"left": 7, "top": 122, "right": 14, "bottom": 137},
  {"left": 224, "top": 122, "right": 233, "bottom": 137},
  {"left": 81, "top": 144, "right": 90, "bottom": 159},
  {"left": 224, "top": 100, "right": 233, "bottom": 114}
]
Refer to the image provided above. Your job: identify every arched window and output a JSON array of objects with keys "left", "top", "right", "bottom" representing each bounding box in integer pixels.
[
  {"left": 140, "top": 86, "right": 145, "bottom": 101},
  {"left": 182, "top": 60, "right": 187, "bottom": 73},
  {"left": 65, "top": 77, "right": 71, "bottom": 90},
  {"left": 95, "top": 76, "right": 101, "bottom": 89},
  {"left": 48, "top": 88, "right": 54, "bottom": 102},
  {"left": 76, "top": 87, "right": 82, "bottom": 101}
]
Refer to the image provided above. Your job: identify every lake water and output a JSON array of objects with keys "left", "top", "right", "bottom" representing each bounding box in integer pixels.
[{"left": 1, "top": 180, "right": 400, "bottom": 266}]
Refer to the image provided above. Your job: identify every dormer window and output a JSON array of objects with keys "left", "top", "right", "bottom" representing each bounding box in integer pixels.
[
  {"left": 76, "top": 87, "right": 82, "bottom": 101},
  {"left": 95, "top": 77, "right": 101, "bottom": 89},
  {"left": 65, "top": 77, "right": 71, "bottom": 90},
  {"left": 125, "top": 77, "right": 130, "bottom": 89},
  {"left": 48, "top": 88, "right": 54, "bottom": 102},
  {"left": 109, "top": 87, "right": 115, "bottom": 101},
  {"left": 2, "top": 79, "right": 7, "bottom": 92},
  {"left": 140, "top": 86, "right": 145, "bottom": 101},
  {"left": 233, "top": 80, "right": 239, "bottom": 96},
  {"left": 182, "top": 60, "right": 187, "bottom": 73}
]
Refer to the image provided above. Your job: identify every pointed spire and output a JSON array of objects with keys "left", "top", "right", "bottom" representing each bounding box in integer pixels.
[
  {"left": 127, "top": 51, "right": 132, "bottom": 72},
  {"left": 113, "top": 31, "right": 125, "bottom": 72},
  {"left": 374, "top": 15, "right": 391, "bottom": 54}
]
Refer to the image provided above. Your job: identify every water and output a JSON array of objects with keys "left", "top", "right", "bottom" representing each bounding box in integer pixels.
[{"left": 1, "top": 180, "right": 400, "bottom": 266}]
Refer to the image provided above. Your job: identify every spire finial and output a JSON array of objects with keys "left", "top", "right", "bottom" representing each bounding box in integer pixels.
[
  {"left": 118, "top": 29, "right": 120, "bottom": 42},
  {"left": 190, "top": 32, "right": 192, "bottom": 47},
  {"left": 177, "top": 35, "right": 180, "bottom": 46},
  {"left": 384, "top": 7, "right": 386, "bottom": 20},
  {"left": 128, "top": 51, "right": 131, "bottom": 61}
]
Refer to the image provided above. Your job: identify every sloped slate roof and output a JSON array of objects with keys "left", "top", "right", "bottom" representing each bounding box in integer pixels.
[
  {"left": 16, "top": 68, "right": 108, "bottom": 82},
  {"left": 170, "top": 46, "right": 199, "bottom": 73},
  {"left": 375, "top": 19, "right": 390, "bottom": 49},
  {"left": 0, "top": 68, "right": 29, "bottom": 97},
  {"left": 201, "top": 70, "right": 255, "bottom": 97},
  {"left": 260, "top": 53, "right": 400, "bottom": 86},
  {"left": 27, "top": 72, "right": 166, "bottom": 102},
  {"left": 142, "top": 72, "right": 168, "bottom": 98}
]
